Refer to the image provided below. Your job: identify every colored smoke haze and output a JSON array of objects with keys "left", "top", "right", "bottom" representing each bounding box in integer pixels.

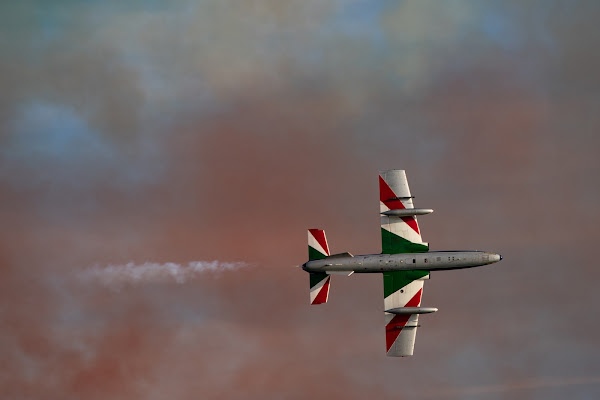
[{"left": 1, "top": 1, "right": 600, "bottom": 399}]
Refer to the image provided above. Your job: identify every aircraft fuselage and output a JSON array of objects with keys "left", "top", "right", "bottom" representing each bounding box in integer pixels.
[{"left": 303, "top": 251, "right": 501, "bottom": 273}]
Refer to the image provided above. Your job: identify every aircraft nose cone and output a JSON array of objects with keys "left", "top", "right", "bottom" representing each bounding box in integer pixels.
[
  {"left": 499, "top": 254, "right": 502, "bottom": 261},
  {"left": 487, "top": 252, "right": 502, "bottom": 263}
]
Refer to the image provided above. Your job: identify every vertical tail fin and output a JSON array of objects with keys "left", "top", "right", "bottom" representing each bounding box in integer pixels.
[{"left": 308, "top": 229, "right": 331, "bottom": 304}]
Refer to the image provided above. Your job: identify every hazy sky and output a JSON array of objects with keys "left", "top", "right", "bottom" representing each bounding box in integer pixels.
[{"left": 2, "top": 1, "right": 599, "bottom": 399}]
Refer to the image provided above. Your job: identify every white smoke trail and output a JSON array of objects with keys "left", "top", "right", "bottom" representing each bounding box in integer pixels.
[{"left": 78, "top": 261, "right": 248, "bottom": 288}]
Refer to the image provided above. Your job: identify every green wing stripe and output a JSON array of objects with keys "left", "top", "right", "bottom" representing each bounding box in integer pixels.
[
  {"left": 310, "top": 272, "right": 328, "bottom": 288},
  {"left": 381, "top": 228, "right": 429, "bottom": 254},
  {"left": 383, "top": 270, "right": 430, "bottom": 298},
  {"left": 308, "top": 246, "right": 327, "bottom": 261}
]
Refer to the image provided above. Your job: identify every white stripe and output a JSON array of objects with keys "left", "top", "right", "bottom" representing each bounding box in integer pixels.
[
  {"left": 308, "top": 232, "right": 328, "bottom": 256},
  {"left": 387, "top": 320, "right": 419, "bottom": 356},
  {"left": 381, "top": 216, "right": 423, "bottom": 244},
  {"left": 309, "top": 276, "right": 329, "bottom": 303},
  {"left": 384, "top": 279, "right": 424, "bottom": 325}
]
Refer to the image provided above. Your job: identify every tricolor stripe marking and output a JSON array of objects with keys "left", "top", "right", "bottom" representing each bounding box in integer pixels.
[
  {"left": 379, "top": 175, "right": 420, "bottom": 234},
  {"left": 308, "top": 229, "right": 330, "bottom": 257},
  {"left": 311, "top": 276, "right": 331, "bottom": 304},
  {"left": 385, "top": 288, "right": 422, "bottom": 352}
]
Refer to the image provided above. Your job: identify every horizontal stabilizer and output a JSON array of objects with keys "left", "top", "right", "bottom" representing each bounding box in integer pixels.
[
  {"left": 308, "top": 229, "right": 330, "bottom": 261},
  {"left": 385, "top": 307, "right": 438, "bottom": 315},
  {"left": 326, "top": 252, "right": 354, "bottom": 259},
  {"left": 381, "top": 208, "right": 433, "bottom": 217},
  {"left": 309, "top": 272, "right": 331, "bottom": 305}
]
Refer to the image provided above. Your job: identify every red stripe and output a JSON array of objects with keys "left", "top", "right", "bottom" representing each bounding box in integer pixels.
[
  {"left": 385, "top": 288, "right": 422, "bottom": 352},
  {"left": 379, "top": 175, "right": 405, "bottom": 209},
  {"left": 379, "top": 175, "right": 420, "bottom": 235},
  {"left": 308, "top": 229, "right": 330, "bottom": 256},
  {"left": 312, "top": 277, "right": 330, "bottom": 305},
  {"left": 402, "top": 217, "right": 419, "bottom": 235}
]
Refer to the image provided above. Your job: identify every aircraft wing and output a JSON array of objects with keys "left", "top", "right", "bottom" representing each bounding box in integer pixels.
[
  {"left": 379, "top": 170, "right": 431, "bottom": 356},
  {"left": 379, "top": 170, "right": 429, "bottom": 253},
  {"left": 383, "top": 271, "right": 430, "bottom": 356}
]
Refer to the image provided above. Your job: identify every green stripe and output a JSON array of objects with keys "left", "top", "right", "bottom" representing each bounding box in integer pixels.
[
  {"left": 381, "top": 228, "right": 429, "bottom": 254},
  {"left": 309, "top": 245, "right": 327, "bottom": 261},
  {"left": 383, "top": 270, "right": 430, "bottom": 298},
  {"left": 310, "top": 272, "right": 328, "bottom": 289}
]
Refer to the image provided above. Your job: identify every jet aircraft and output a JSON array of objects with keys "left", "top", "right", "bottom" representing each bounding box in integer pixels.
[{"left": 302, "top": 170, "right": 502, "bottom": 357}]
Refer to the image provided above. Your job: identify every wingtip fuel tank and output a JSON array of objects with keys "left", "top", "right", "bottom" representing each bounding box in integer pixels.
[
  {"left": 381, "top": 208, "right": 434, "bottom": 217},
  {"left": 386, "top": 307, "right": 438, "bottom": 314}
]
